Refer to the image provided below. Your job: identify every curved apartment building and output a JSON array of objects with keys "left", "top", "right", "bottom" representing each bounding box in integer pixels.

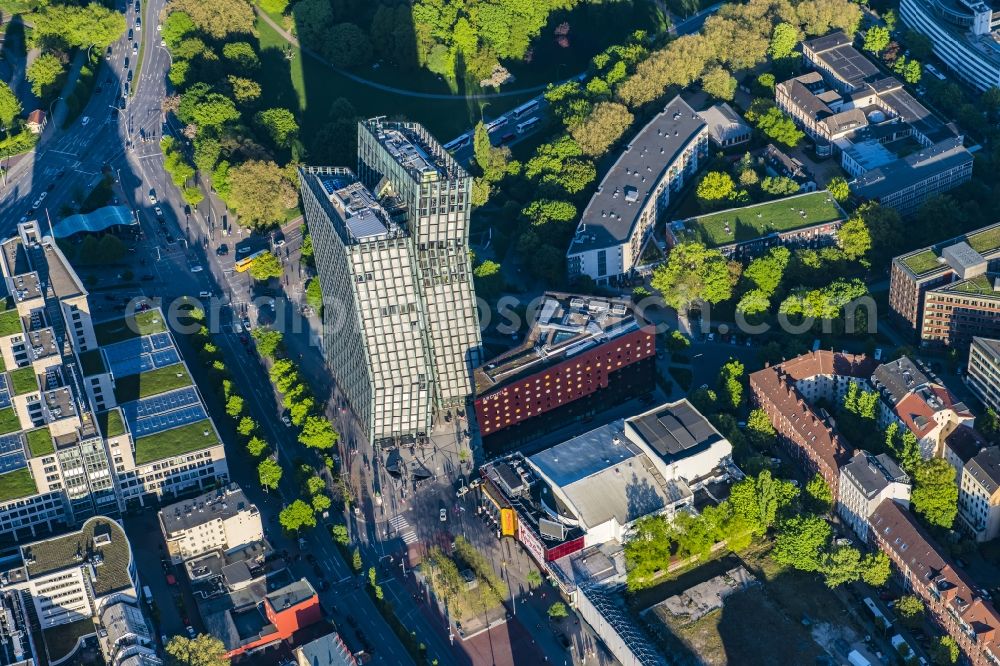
[{"left": 900, "top": 0, "right": 1000, "bottom": 91}]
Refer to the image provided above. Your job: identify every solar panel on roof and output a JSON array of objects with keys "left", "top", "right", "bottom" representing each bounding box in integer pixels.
[{"left": 0, "top": 433, "right": 24, "bottom": 456}]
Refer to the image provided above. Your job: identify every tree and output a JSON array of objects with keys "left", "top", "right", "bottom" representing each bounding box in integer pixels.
[
  {"left": 222, "top": 42, "right": 259, "bottom": 71},
  {"left": 258, "top": 458, "right": 282, "bottom": 490},
  {"left": 225, "top": 395, "right": 244, "bottom": 418},
  {"left": 837, "top": 217, "right": 872, "bottom": 262},
  {"left": 569, "top": 102, "right": 633, "bottom": 157},
  {"left": 827, "top": 176, "right": 850, "bottom": 202},
  {"left": 744, "top": 246, "right": 790, "bottom": 297},
  {"left": 170, "top": 0, "right": 255, "bottom": 38},
  {"left": 911, "top": 458, "right": 958, "bottom": 528},
  {"left": 311, "top": 493, "right": 331, "bottom": 513},
  {"left": 259, "top": 0, "right": 288, "bottom": 15},
  {"left": 863, "top": 26, "right": 891, "bottom": 54},
  {"left": 306, "top": 475, "right": 325, "bottom": 496},
  {"left": 473, "top": 260, "right": 503, "bottom": 300},
  {"left": 178, "top": 85, "right": 240, "bottom": 130},
  {"left": 769, "top": 22, "right": 799, "bottom": 59},
  {"left": 325, "top": 23, "right": 373, "bottom": 68},
  {"left": 902, "top": 59, "right": 922, "bottom": 84},
  {"left": 228, "top": 76, "right": 262, "bottom": 105},
  {"left": 746, "top": 409, "right": 776, "bottom": 446},
  {"left": 821, "top": 545, "right": 862, "bottom": 588},
  {"left": 248, "top": 252, "right": 283, "bottom": 281},
  {"left": 930, "top": 636, "right": 959, "bottom": 665},
  {"left": 896, "top": 595, "right": 925, "bottom": 626},
  {"left": 0, "top": 82, "right": 21, "bottom": 131},
  {"left": 237, "top": 416, "right": 256, "bottom": 437},
  {"left": 861, "top": 551, "right": 891, "bottom": 587},
  {"left": 548, "top": 601, "right": 569, "bottom": 619},
  {"left": 227, "top": 161, "right": 297, "bottom": 229},
  {"left": 331, "top": 524, "right": 349, "bottom": 545},
  {"left": 717, "top": 359, "right": 744, "bottom": 411},
  {"left": 252, "top": 328, "right": 283, "bottom": 358},
  {"left": 255, "top": 108, "right": 299, "bottom": 148},
  {"left": 760, "top": 176, "right": 800, "bottom": 196},
  {"left": 772, "top": 515, "right": 831, "bottom": 572},
  {"left": 246, "top": 436, "right": 267, "bottom": 457},
  {"left": 729, "top": 470, "right": 798, "bottom": 535},
  {"left": 697, "top": 66, "right": 736, "bottom": 102},
  {"left": 165, "top": 634, "right": 229, "bottom": 666},
  {"left": 33, "top": 3, "right": 126, "bottom": 49},
  {"left": 526, "top": 569, "right": 543, "bottom": 587},
  {"left": 27, "top": 54, "right": 64, "bottom": 99},
  {"left": 279, "top": 499, "right": 316, "bottom": 531},
  {"left": 884, "top": 9, "right": 898, "bottom": 32},
  {"left": 299, "top": 416, "right": 339, "bottom": 450},
  {"left": 352, "top": 548, "right": 362, "bottom": 571},
  {"left": 651, "top": 242, "right": 732, "bottom": 312},
  {"left": 754, "top": 107, "right": 804, "bottom": 148},
  {"left": 805, "top": 474, "right": 833, "bottom": 513},
  {"left": 472, "top": 121, "right": 511, "bottom": 183},
  {"left": 697, "top": 172, "right": 735, "bottom": 203},
  {"left": 162, "top": 11, "right": 196, "bottom": 49}
]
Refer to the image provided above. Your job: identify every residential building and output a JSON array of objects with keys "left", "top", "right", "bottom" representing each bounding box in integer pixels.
[
  {"left": 968, "top": 336, "right": 1000, "bottom": 414},
  {"left": 959, "top": 447, "right": 1000, "bottom": 541},
  {"left": 158, "top": 484, "right": 263, "bottom": 564},
  {"left": 944, "top": 425, "right": 991, "bottom": 481},
  {"left": 473, "top": 293, "right": 655, "bottom": 443},
  {"left": 666, "top": 190, "right": 845, "bottom": 259},
  {"left": 293, "top": 632, "right": 358, "bottom": 666},
  {"left": 872, "top": 356, "right": 974, "bottom": 458},
  {"left": 778, "top": 31, "right": 971, "bottom": 215},
  {"left": 837, "top": 450, "right": 911, "bottom": 541},
  {"left": 0, "top": 517, "right": 158, "bottom": 666},
  {"left": 889, "top": 223, "right": 1000, "bottom": 339},
  {"left": 869, "top": 499, "right": 1000, "bottom": 665},
  {"left": 697, "top": 103, "right": 751, "bottom": 147},
  {"left": 25, "top": 110, "right": 46, "bottom": 134},
  {"left": 566, "top": 96, "right": 708, "bottom": 285},
  {"left": 356, "top": 119, "right": 482, "bottom": 414},
  {"left": 899, "top": 0, "right": 1000, "bottom": 92},
  {"left": 749, "top": 350, "right": 877, "bottom": 498},
  {"left": 479, "top": 399, "right": 738, "bottom": 564}
]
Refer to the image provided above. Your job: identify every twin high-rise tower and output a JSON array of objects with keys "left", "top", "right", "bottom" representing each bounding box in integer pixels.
[{"left": 300, "top": 119, "right": 482, "bottom": 445}]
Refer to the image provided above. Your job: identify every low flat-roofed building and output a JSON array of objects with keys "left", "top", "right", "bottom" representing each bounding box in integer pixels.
[
  {"left": 473, "top": 293, "right": 655, "bottom": 442},
  {"left": 159, "top": 484, "right": 262, "bottom": 564},
  {"left": 837, "top": 450, "right": 910, "bottom": 541},
  {"left": 959, "top": 447, "right": 1000, "bottom": 542},
  {"left": 566, "top": 96, "right": 708, "bottom": 286},
  {"left": 697, "top": 103, "right": 751, "bottom": 147},
  {"left": 968, "top": 336, "right": 1000, "bottom": 415}
]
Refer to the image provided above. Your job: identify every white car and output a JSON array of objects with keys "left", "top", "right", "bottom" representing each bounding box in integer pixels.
[
  {"left": 439, "top": 508, "right": 447, "bottom": 522},
  {"left": 39, "top": 192, "right": 47, "bottom": 201},
  {"left": 81, "top": 116, "right": 90, "bottom": 126},
  {"left": 281, "top": 414, "right": 292, "bottom": 427},
  {"left": 198, "top": 290, "right": 211, "bottom": 298},
  {"left": 190, "top": 265, "right": 203, "bottom": 273},
  {"left": 157, "top": 23, "right": 162, "bottom": 31}
]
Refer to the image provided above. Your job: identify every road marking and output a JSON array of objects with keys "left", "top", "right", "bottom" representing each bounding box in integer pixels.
[
  {"left": 388, "top": 515, "right": 417, "bottom": 544},
  {"left": 47, "top": 150, "right": 78, "bottom": 157}
]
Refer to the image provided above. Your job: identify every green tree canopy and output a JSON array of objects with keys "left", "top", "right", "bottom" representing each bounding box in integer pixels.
[
  {"left": 246, "top": 436, "right": 268, "bottom": 458},
  {"left": 837, "top": 217, "right": 872, "bottom": 262},
  {"left": 911, "top": 458, "right": 958, "bottom": 529},
  {"left": 162, "top": 11, "right": 196, "bottom": 49},
  {"left": 769, "top": 22, "right": 799, "bottom": 59},
  {"left": 569, "top": 101, "right": 633, "bottom": 157},
  {"left": 279, "top": 499, "right": 317, "bottom": 531},
  {"left": 861, "top": 551, "right": 891, "bottom": 587},
  {"left": 761, "top": 176, "right": 800, "bottom": 196},
  {"left": 325, "top": 23, "right": 373, "bottom": 68},
  {"left": 827, "top": 176, "right": 850, "bottom": 202},
  {"left": 227, "top": 161, "right": 297, "bottom": 229},
  {"left": 27, "top": 54, "right": 64, "bottom": 99},
  {"left": 299, "top": 416, "right": 339, "bottom": 450},
  {"left": 744, "top": 246, "right": 790, "bottom": 297},
  {"left": 171, "top": 0, "right": 255, "bottom": 39},
  {"left": 258, "top": 458, "right": 283, "bottom": 490},
  {"left": 754, "top": 107, "right": 804, "bottom": 148},
  {"left": 473, "top": 260, "right": 503, "bottom": 300},
  {"left": 805, "top": 474, "right": 833, "bottom": 513},
  {"left": 651, "top": 242, "right": 733, "bottom": 312},
  {"left": 717, "top": 359, "right": 744, "bottom": 411},
  {"left": 772, "top": 514, "right": 831, "bottom": 572},
  {"left": 0, "top": 82, "right": 22, "bottom": 130},
  {"left": 165, "top": 634, "right": 229, "bottom": 666},
  {"left": 251, "top": 328, "right": 283, "bottom": 358},
  {"left": 256, "top": 108, "right": 299, "bottom": 148},
  {"left": 820, "top": 545, "right": 862, "bottom": 588},
  {"left": 930, "top": 636, "right": 959, "bottom": 665},
  {"left": 472, "top": 120, "right": 512, "bottom": 183},
  {"left": 863, "top": 26, "right": 891, "bottom": 54},
  {"left": 248, "top": 252, "right": 283, "bottom": 281},
  {"left": 728, "top": 470, "right": 798, "bottom": 535},
  {"left": 701, "top": 66, "right": 737, "bottom": 101},
  {"left": 548, "top": 601, "right": 569, "bottom": 619},
  {"left": 697, "top": 171, "right": 735, "bottom": 203},
  {"left": 34, "top": 3, "right": 126, "bottom": 49}
]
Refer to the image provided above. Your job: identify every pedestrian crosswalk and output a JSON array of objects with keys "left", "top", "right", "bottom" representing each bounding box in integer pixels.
[{"left": 388, "top": 515, "right": 418, "bottom": 544}]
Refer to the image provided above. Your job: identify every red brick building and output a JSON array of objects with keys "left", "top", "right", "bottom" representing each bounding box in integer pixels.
[{"left": 209, "top": 578, "right": 322, "bottom": 659}]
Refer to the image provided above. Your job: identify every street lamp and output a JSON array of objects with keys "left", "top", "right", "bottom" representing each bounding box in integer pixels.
[{"left": 48, "top": 96, "right": 63, "bottom": 119}]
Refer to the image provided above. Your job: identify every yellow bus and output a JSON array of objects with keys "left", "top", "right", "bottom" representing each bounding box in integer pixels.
[{"left": 234, "top": 249, "right": 267, "bottom": 272}]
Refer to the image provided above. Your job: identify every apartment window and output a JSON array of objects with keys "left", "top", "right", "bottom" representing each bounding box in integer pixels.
[{"left": 597, "top": 250, "right": 607, "bottom": 277}]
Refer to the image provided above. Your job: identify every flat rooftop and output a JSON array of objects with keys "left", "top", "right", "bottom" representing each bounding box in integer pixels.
[
  {"left": 21, "top": 517, "right": 133, "bottom": 596},
  {"left": 160, "top": 484, "right": 255, "bottom": 535},
  {"left": 853, "top": 138, "right": 972, "bottom": 201},
  {"left": 934, "top": 273, "right": 1000, "bottom": 299},
  {"left": 474, "top": 293, "right": 645, "bottom": 394},
  {"left": 804, "top": 31, "right": 881, "bottom": 89},
  {"left": 568, "top": 96, "right": 706, "bottom": 256},
  {"left": 626, "top": 399, "right": 723, "bottom": 461},
  {"left": 898, "top": 223, "right": 1000, "bottom": 277},
  {"left": 670, "top": 191, "right": 844, "bottom": 248},
  {"left": 361, "top": 119, "right": 467, "bottom": 183}
]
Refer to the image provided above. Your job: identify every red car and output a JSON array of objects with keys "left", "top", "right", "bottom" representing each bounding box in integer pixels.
[{"left": 166, "top": 573, "right": 176, "bottom": 585}]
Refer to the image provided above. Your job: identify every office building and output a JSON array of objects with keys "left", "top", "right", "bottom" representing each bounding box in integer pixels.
[
  {"left": 566, "top": 96, "right": 708, "bottom": 285},
  {"left": 968, "top": 336, "right": 1000, "bottom": 415},
  {"left": 356, "top": 119, "right": 482, "bottom": 414},
  {"left": 922, "top": 273, "right": 1000, "bottom": 346},
  {"left": 777, "top": 31, "right": 972, "bottom": 215},
  {"left": 159, "top": 484, "right": 263, "bottom": 565},
  {"left": 869, "top": 499, "right": 1000, "bottom": 665},
  {"left": 749, "top": 351, "right": 877, "bottom": 498},
  {"left": 0, "top": 517, "right": 159, "bottom": 666},
  {"left": 871, "top": 356, "right": 974, "bottom": 458},
  {"left": 697, "top": 103, "right": 751, "bottom": 147},
  {"left": 837, "top": 450, "right": 910, "bottom": 541},
  {"left": 958, "top": 447, "right": 1000, "bottom": 541},
  {"left": 900, "top": 0, "right": 1000, "bottom": 92},
  {"left": 473, "top": 293, "right": 655, "bottom": 443},
  {"left": 889, "top": 223, "right": 1000, "bottom": 339}
]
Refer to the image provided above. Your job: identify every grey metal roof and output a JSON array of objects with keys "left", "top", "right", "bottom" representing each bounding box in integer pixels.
[
  {"left": 973, "top": 336, "right": 1000, "bottom": 360},
  {"left": 872, "top": 356, "right": 931, "bottom": 406},
  {"left": 967, "top": 447, "right": 1000, "bottom": 495},
  {"left": 853, "top": 139, "right": 973, "bottom": 200},
  {"left": 697, "top": 103, "right": 750, "bottom": 143},
  {"left": 626, "top": 400, "right": 720, "bottom": 460},
  {"left": 528, "top": 419, "right": 639, "bottom": 488},
  {"left": 265, "top": 578, "right": 316, "bottom": 610},
  {"left": 804, "top": 31, "right": 881, "bottom": 89},
  {"left": 568, "top": 96, "right": 705, "bottom": 256},
  {"left": 841, "top": 450, "right": 909, "bottom": 498},
  {"left": 879, "top": 87, "right": 955, "bottom": 144},
  {"left": 296, "top": 632, "right": 357, "bottom": 666}
]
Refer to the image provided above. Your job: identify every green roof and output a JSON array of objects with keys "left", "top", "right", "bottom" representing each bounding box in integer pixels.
[
  {"left": 133, "top": 419, "right": 220, "bottom": 465},
  {"left": 677, "top": 191, "right": 844, "bottom": 247},
  {"left": 114, "top": 363, "right": 192, "bottom": 403},
  {"left": 0, "top": 308, "right": 22, "bottom": 337},
  {"left": 901, "top": 249, "right": 941, "bottom": 275},
  {"left": 900, "top": 223, "right": 1000, "bottom": 277},
  {"left": 8, "top": 367, "right": 37, "bottom": 395},
  {"left": 0, "top": 468, "right": 36, "bottom": 502},
  {"left": 0, "top": 407, "right": 20, "bottom": 435},
  {"left": 93, "top": 310, "right": 167, "bottom": 346},
  {"left": 968, "top": 226, "right": 1000, "bottom": 255},
  {"left": 97, "top": 409, "right": 126, "bottom": 438},
  {"left": 42, "top": 618, "right": 95, "bottom": 663},
  {"left": 944, "top": 274, "right": 1000, "bottom": 297},
  {"left": 25, "top": 428, "right": 53, "bottom": 457},
  {"left": 23, "top": 517, "right": 133, "bottom": 596}
]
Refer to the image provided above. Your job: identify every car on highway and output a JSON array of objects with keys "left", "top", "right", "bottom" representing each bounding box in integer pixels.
[
  {"left": 135, "top": 16, "right": 140, "bottom": 28},
  {"left": 273, "top": 233, "right": 285, "bottom": 247},
  {"left": 153, "top": 206, "right": 164, "bottom": 220},
  {"left": 157, "top": 23, "right": 162, "bottom": 31},
  {"left": 105, "top": 46, "right": 112, "bottom": 60},
  {"left": 127, "top": 70, "right": 133, "bottom": 81},
  {"left": 185, "top": 626, "right": 195, "bottom": 639},
  {"left": 190, "top": 265, "right": 204, "bottom": 273},
  {"left": 216, "top": 244, "right": 229, "bottom": 256},
  {"left": 128, "top": 28, "right": 133, "bottom": 40},
  {"left": 236, "top": 245, "right": 253, "bottom": 255},
  {"left": 199, "top": 290, "right": 211, "bottom": 298},
  {"left": 132, "top": 42, "right": 138, "bottom": 55},
  {"left": 124, "top": 57, "right": 129, "bottom": 69},
  {"left": 148, "top": 189, "right": 157, "bottom": 204},
  {"left": 134, "top": 0, "right": 139, "bottom": 10}
]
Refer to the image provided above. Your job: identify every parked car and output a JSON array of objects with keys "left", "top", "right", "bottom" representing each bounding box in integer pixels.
[
  {"left": 216, "top": 244, "right": 229, "bottom": 256},
  {"left": 148, "top": 189, "right": 157, "bottom": 203},
  {"left": 440, "top": 508, "right": 447, "bottom": 522},
  {"left": 281, "top": 414, "right": 292, "bottom": 427},
  {"left": 190, "top": 265, "right": 203, "bottom": 272}
]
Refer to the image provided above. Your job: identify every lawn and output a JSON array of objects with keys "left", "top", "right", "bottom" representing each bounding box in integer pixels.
[
  {"left": 678, "top": 192, "right": 844, "bottom": 248},
  {"left": 113, "top": 363, "right": 192, "bottom": 403},
  {"left": 901, "top": 249, "right": 941, "bottom": 275},
  {"left": 79, "top": 349, "right": 106, "bottom": 375},
  {"left": 133, "top": 419, "right": 220, "bottom": 464},
  {"left": 97, "top": 409, "right": 126, "bottom": 438},
  {"left": 0, "top": 308, "right": 22, "bottom": 337},
  {"left": 949, "top": 274, "right": 994, "bottom": 296},
  {"left": 968, "top": 225, "right": 1000, "bottom": 255},
  {"left": 25, "top": 428, "right": 53, "bottom": 457},
  {"left": 0, "top": 406, "right": 19, "bottom": 434},
  {"left": 93, "top": 310, "right": 167, "bottom": 345},
  {"left": 8, "top": 366, "right": 37, "bottom": 395},
  {"left": 0, "top": 468, "right": 36, "bottom": 502}
]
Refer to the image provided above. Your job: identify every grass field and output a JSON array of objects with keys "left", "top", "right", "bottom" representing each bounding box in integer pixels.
[
  {"left": 114, "top": 363, "right": 192, "bottom": 403},
  {"left": 25, "top": 428, "right": 53, "bottom": 457},
  {"left": 678, "top": 192, "right": 844, "bottom": 248},
  {"left": 0, "top": 308, "right": 21, "bottom": 337},
  {"left": 8, "top": 367, "right": 37, "bottom": 395},
  {"left": 0, "top": 407, "right": 19, "bottom": 434},
  {"left": 93, "top": 310, "right": 167, "bottom": 345},
  {"left": 0, "top": 468, "right": 36, "bottom": 502},
  {"left": 133, "top": 419, "right": 220, "bottom": 464},
  {"left": 97, "top": 409, "right": 126, "bottom": 438}
]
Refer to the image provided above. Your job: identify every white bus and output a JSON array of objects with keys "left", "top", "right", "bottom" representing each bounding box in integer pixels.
[
  {"left": 442, "top": 133, "right": 471, "bottom": 152},
  {"left": 510, "top": 100, "right": 540, "bottom": 119},
  {"left": 485, "top": 116, "right": 508, "bottom": 133},
  {"left": 516, "top": 117, "right": 541, "bottom": 134},
  {"left": 924, "top": 63, "right": 947, "bottom": 81}
]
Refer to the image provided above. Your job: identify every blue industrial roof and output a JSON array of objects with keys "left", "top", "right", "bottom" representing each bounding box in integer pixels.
[
  {"left": 528, "top": 419, "right": 641, "bottom": 488},
  {"left": 53, "top": 206, "right": 137, "bottom": 238}
]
